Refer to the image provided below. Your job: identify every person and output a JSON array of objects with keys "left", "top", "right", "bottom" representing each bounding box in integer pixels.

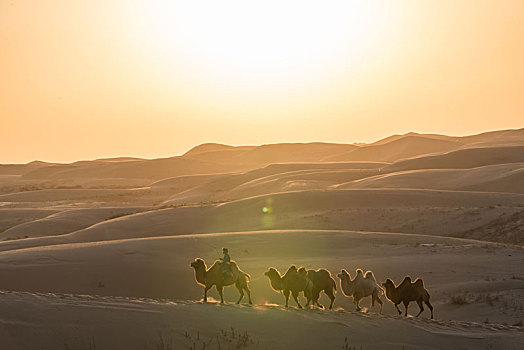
[{"left": 219, "top": 247, "right": 233, "bottom": 278}]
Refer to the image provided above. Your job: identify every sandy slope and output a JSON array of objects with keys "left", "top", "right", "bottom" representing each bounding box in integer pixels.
[
  {"left": 369, "top": 128, "right": 524, "bottom": 147},
  {"left": 0, "top": 208, "right": 59, "bottom": 234},
  {"left": 1, "top": 188, "right": 523, "bottom": 252},
  {"left": 185, "top": 142, "right": 359, "bottom": 164},
  {"left": 1, "top": 128, "right": 524, "bottom": 349},
  {"left": 20, "top": 156, "right": 252, "bottom": 181},
  {"left": 0, "top": 161, "right": 55, "bottom": 175},
  {"left": 323, "top": 135, "right": 463, "bottom": 162},
  {"left": 150, "top": 173, "right": 227, "bottom": 188},
  {"left": 166, "top": 167, "right": 382, "bottom": 205},
  {"left": 161, "top": 162, "right": 385, "bottom": 204},
  {"left": 0, "top": 207, "right": 148, "bottom": 240},
  {"left": 384, "top": 146, "right": 524, "bottom": 172},
  {"left": 0, "top": 230, "right": 522, "bottom": 324},
  {"left": 0, "top": 229, "right": 522, "bottom": 350},
  {"left": 1, "top": 291, "right": 522, "bottom": 350},
  {"left": 337, "top": 163, "right": 524, "bottom": 194}
]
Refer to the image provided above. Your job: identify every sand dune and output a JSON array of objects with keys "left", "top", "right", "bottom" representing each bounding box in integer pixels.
[
  {"left": 0, "top": 207, "right": 148, "bottom": 240},
  {"left": 183, "top": 143, "right": 256, "bottom": 156},
  {"left": 338, "top": 163, "right": 524, "bottom": 194},
  {"left": 21, "top": 157, "right": 250, "bottom": 181},
  {"left": 455, "top": 210, "right": 524, "bottom": 243},
  {"left": 0, "top": 208, "right": 59, "bottom": 234},
  {"left": 150, "top": 173, "right": 227, "bottom": 188},
  {"left": 2, "top": 128, "right": 524, "bottom": 349},
  {"left": 385, "top": 146, "right": 524, "bottom": 172},
  {"left": 1, "top": 291, "right": 522, "bottom": 350},
  {"left": 1, "top": 188, "right": 523, "bottom": 253},
  {"left": 0, "top": 230, "right": 522, "bottom": 328},
  {"left": 370, "top": 132, "right": 460, "bottom": 145},
  {"left": 185, "top": 142, "right": 359, "bottom": 164},
  {"left": 0, "top": 188, "right": 134, "bottom": 202},
  {"left": 0, "top": 161, "right": 55, "bottom": 176},
  {"left": 461, "top": 128, "right": 524, "bottom": 146},
  {"left": 7, "top": 128, "right": 523, "bottom": 185},
  {"left": 324, "top": 135, "right": 463, "bottom": 162},
  {"left": 165, "top": 164, "right": 383, "bottom": 205},
  {"left": 370, "top": 128, "right": 524, "bottom": 147}
]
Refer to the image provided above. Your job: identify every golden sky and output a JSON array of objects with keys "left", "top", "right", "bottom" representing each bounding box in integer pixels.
[{"left": 1, "top": 0, "right": 523, "bottom": 163}]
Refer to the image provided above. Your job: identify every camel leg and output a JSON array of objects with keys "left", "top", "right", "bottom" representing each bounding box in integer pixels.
[
  {"left": 314, "top": 290, "right": 324, "bottom": 309},
  {"left": 415, "top": 300, "right": 424, "bottom": 317},
  {"left": 354, "top": 297, "right": 361, "bottom": 312},
  {"left": 373, "top": 290, "right": 380, "bottom": 309},
  {"left": 326, "top": 290, "right": 335, "bottom": 310},
  {"left": 203, "top": 285, "right": 212, "bottom": 302},
  {"left": 304, "top": 292, "right": 311, "bottom": 308},
  {"left": 284, "top": 289, "right": 290, "bottom": 307},
  {"left": 243, "top": 284, "right": 252, "bottom": 305},
  {"left": 403, "top": 301, "right": 409, "bottom": 316},
  {"left": 235, "top": 282, "right": 244, "bottom": 304},
  {"left": 217, "top": 285, "right": 224, "bottom": 304},
  {"left": 425, "top": 300, "right": 434, "bottom": 319},
  {"left": 377, "top": 296, "right": 384, "bottom": 314},
  {"left": 394, "top": 303, "right": 402, "bottom": 315},
  {"left": 292, "top": 290, "right": 303, "bottom": 309}
]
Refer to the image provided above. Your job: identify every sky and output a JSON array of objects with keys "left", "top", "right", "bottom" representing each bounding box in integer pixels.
[{"left": 1, "top": 0, "right": 523, "bottom": 163}]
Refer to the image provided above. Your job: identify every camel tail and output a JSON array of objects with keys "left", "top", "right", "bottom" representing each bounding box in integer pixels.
[{"left": 243, "top": 272, "right": 251, "bottom": 281}]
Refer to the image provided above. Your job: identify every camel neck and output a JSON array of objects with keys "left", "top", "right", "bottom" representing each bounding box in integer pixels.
[
  {"left": 386, "top": 286, "right": 399, "bottom": 302},
  {"left": 270, "top": 274, "right": 283, "bottom": 291},
  {"left": 194, "top": 266, "right": 207, "bottom": 284},
  {"left": 340, "top": 277, "right": 353, "bottom": 296}
]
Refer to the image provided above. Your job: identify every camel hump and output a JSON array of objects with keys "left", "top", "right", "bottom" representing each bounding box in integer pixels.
[
  {"left": 364, "top": 271, "right": 375, "bottom": 280},
  {"left": 398, "top": 276, "right": 412, "bottom": 288},
  {"left": 211, "top": 259, "right": 239, "bottom": 272},
  {"left": 413, "top": 278, "right": 424, "bottom": 287}
]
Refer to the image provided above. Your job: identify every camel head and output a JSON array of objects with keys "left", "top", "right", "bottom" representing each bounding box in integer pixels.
[
  {"left": 382, "top": 278, "right": 395, "bottom": 290},
  {"left": 265, "top": 267, "right": 284, "bottom": 291},
  {"left": 264, "top": 267, "right": 278, "bottom": 278},
  {"left": 190, "top": 258, "right": 206, "bottom": 270},
  {"left": 337, "top": 269, "right": 350, "bottom": 280}
]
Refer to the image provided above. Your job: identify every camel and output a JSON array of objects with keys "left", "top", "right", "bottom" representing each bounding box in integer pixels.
[
  {"left": 190, "top": 258, "right": 252, "bottom": 304},
  {"left": 264, "top": 265, "right": 311, "bottom": 308},
  {"left": 382, "top": 276, "right": 434, "bottom": 319},
  {"left": 337, "top": 269, "right": 384, "bottom": 313},
  {"left": 304, "top": 268, "right": 337, "bottom": 310}
]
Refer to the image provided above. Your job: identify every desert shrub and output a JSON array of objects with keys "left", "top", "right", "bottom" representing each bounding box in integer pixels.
[
  {"left": 450, "top": 295, "right": 469, "bottom": 305},
  {"left": 342, "top": 337, "right": 363, "bottom": 350}
]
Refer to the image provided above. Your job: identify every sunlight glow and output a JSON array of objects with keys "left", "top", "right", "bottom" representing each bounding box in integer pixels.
[{"left": 137, "top": 1, "right": 393, "bottom": 87}]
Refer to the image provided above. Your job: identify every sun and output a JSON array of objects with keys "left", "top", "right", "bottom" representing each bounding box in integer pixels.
[{"left": 133, "top": 0, "right": 394, "bottom": 89}]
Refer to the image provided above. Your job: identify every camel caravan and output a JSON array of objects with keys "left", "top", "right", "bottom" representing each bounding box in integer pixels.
[{"left": 190, "top": 249, "right": 434, "bottom": 319}]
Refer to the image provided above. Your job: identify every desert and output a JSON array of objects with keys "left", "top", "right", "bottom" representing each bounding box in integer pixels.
[
  {"left": 1, "top": 130, "right": 523, "bottom": 349},
  {"left": 2, "top": 1, "right": 524, "bottom": 348}
]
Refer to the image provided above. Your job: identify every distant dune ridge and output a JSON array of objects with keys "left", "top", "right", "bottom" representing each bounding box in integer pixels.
[{"left": 1, "top": 128, "right": 523, "bottom": 349}]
